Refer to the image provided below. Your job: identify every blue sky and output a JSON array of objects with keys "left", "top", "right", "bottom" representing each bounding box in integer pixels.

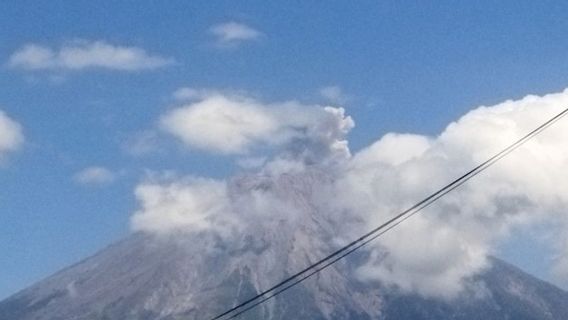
[{"left": 2, "top": 0, "right": 568, "bottom": 299}]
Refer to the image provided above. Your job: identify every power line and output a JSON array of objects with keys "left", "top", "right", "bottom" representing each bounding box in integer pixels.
[{"left": 210, "top": 107, "right": 568, "bottom": 320}]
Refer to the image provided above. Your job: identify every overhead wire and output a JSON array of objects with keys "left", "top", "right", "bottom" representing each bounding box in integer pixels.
[{"left": 209, "top": 106, "right": 568, "bottom": 320}]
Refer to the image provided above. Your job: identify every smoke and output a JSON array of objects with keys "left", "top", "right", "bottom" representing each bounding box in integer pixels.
[
  {"left": 159, "top": 91, "right": 354, "bottom": 163},
  {"left": 131, "top": 89, "right": 568, "bottom": 299}
]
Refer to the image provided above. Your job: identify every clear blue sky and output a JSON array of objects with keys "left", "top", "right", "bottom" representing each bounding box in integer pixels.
[{"left": 2, "top": 0, "right": 568, "bottom": 299}]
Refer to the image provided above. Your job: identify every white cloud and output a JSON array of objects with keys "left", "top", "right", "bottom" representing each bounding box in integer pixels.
[
  {"left": 319, "top": 85, "right": 348, "bottom": 104},
  {"left": 209, "top": 22, "right": 261, "bottom": 46},
  {"left": 131, "top": 177, "right": 234, "bottom": 235},
  {"left": 133, "top": 87, "right": 568, "bottom": 300},
  {"left": 355, "top": 215, "right": 489, "bottom": 299},
  {"left": 160, "top": 91, "right": 354, "bottom": 162},
  {"left": 332, "top": 89, "right": 568, "bottom": 298},
  {"left": 8, "top": 41, "right": 173, "bottom": 71},
  {"left": 74, "top": 166, "right": 116, "bottom": 186},
  {"left": 352, "top": 133, "right": 431, "bottom": 167},
  {"left": 161, "top": 94, "right": 276, "bottom": 154},
  {"left": 0, "top": 110, "right": 24, "bottom": 158}
]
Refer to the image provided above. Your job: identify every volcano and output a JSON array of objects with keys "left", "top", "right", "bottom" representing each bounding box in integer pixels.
[{"left": 2, "top": 171, "right": 568, "bottom": 320}]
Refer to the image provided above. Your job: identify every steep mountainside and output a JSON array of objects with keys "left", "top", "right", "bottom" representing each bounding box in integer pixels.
[{"left": 2, "top": 171, "right": 568, "bottom": 320}]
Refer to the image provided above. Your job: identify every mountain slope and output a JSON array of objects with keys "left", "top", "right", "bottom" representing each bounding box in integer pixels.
[
  {"left": 2, "top": 231, "right": 568, "bottom": 320},
  {"left": 2, "top": 171, "right": 568, "bottom": 320}
]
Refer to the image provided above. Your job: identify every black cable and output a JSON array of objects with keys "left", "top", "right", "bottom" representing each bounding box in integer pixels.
[{"left": 210, "top": 107, "right": 568, "bottom": 320}]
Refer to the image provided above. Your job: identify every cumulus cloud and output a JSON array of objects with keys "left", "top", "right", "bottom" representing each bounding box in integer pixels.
[
  {"left": 160, "top": 91, "right": 354, "bottom": 163},
  {"left": 161, "top": 94, "right": 276, "bottom": 154},
  {"left": 0, "top": 110, "right": 24, "bottom": 159},
  {"left": 132, "top": 88, "right": 568, "bottom": 299},
  {"left": 8, "top": 41, "right": 173, "bottom": 71},
  {"left": 74, "top": 166, "right": 116, "bottom": 186},
  {"left": 131, "top": 177, "right": 233, "bottom": 235},
  {"left": 209, "top": 22, "right": 261, "bottom": 46},
  {"left": 332, "top": 90, "right": 568, "bottom": 298}
]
